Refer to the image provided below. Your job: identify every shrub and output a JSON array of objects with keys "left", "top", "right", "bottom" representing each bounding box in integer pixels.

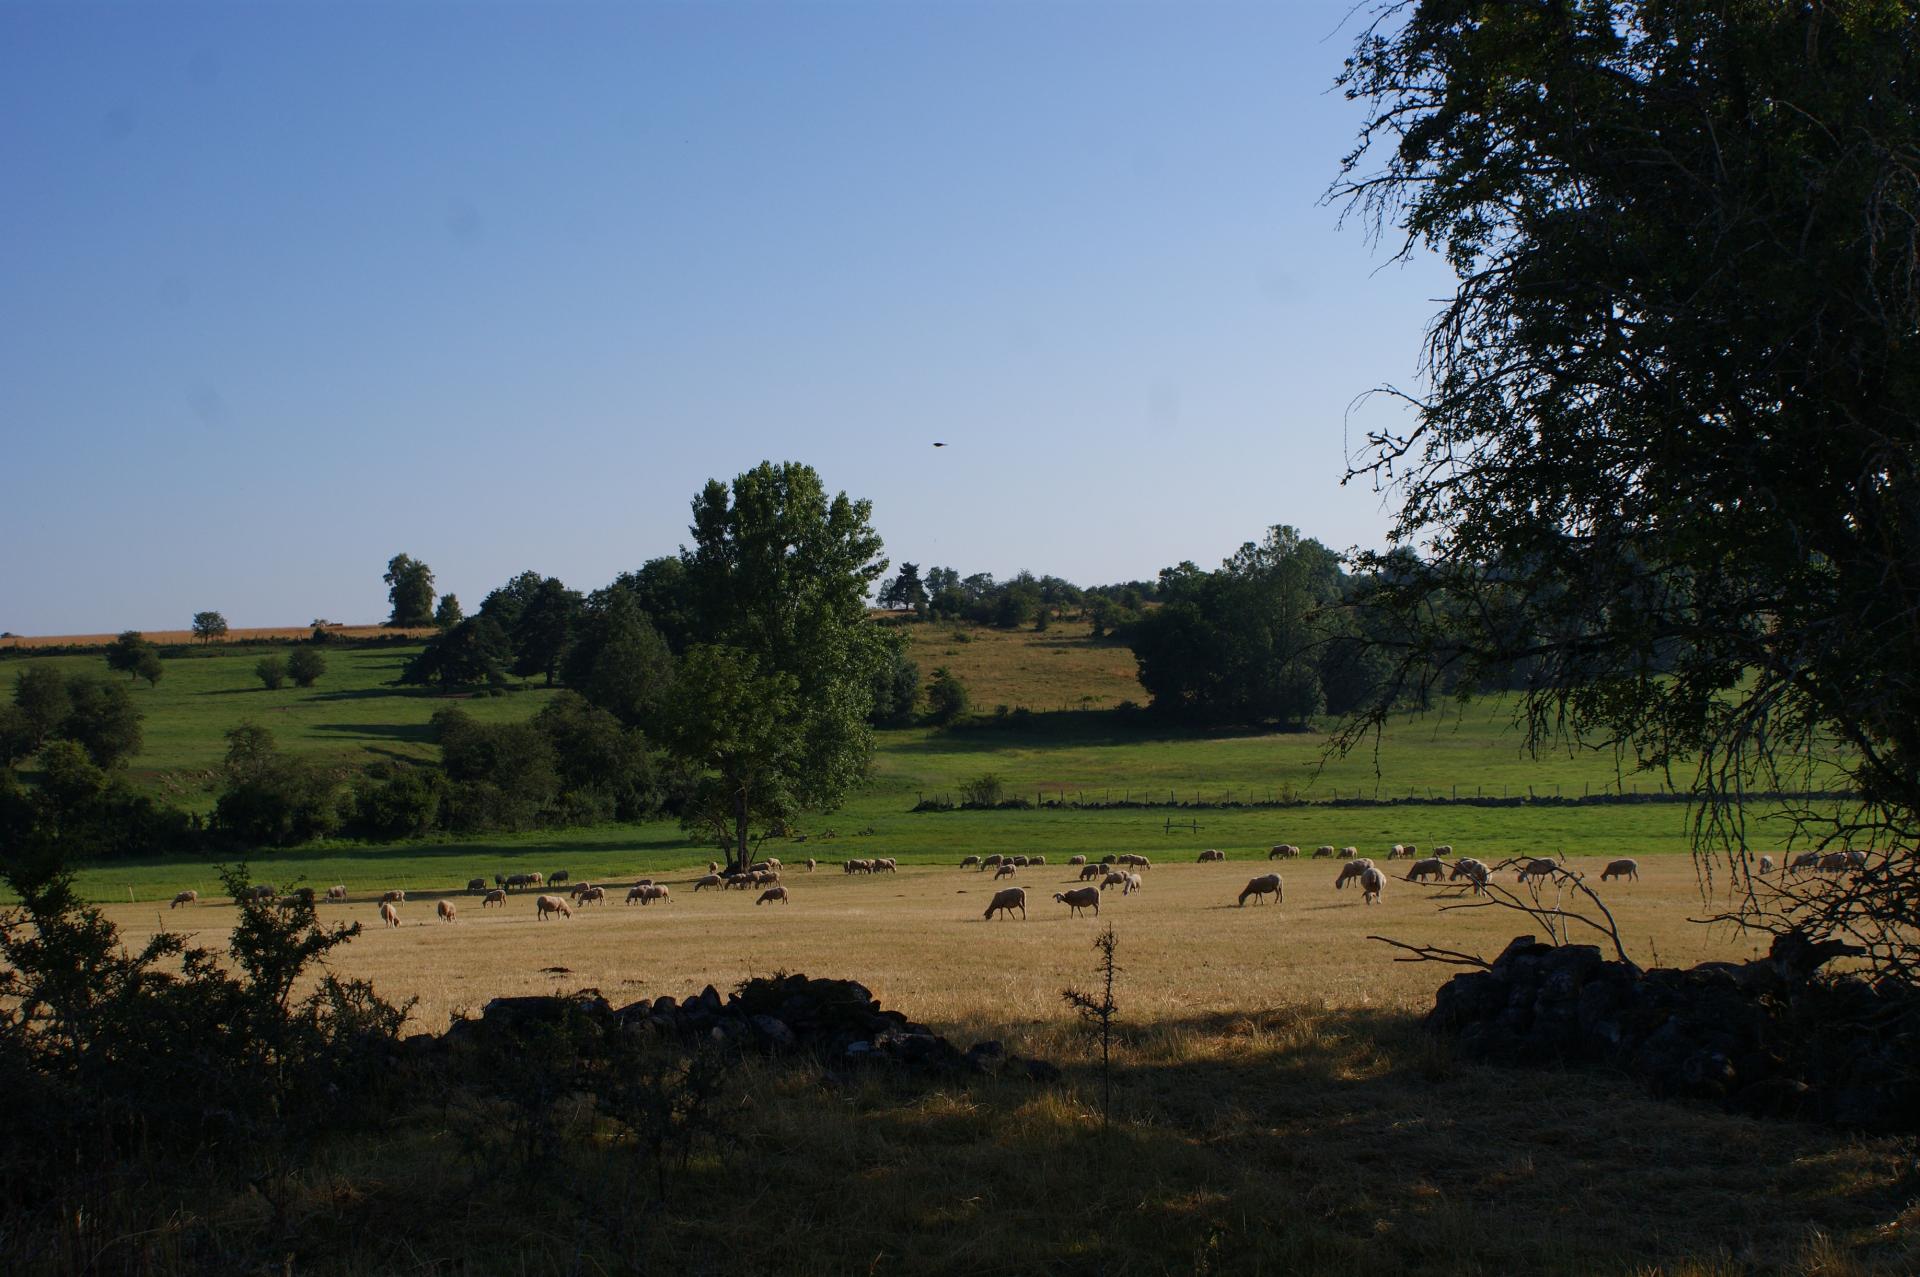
[
  {"left": 286, "top": 647, "right": 326, "bottom": 688},
  {"left": 926, "top": 667, "right": 970, "bottom": 725},
  {"left": 255, "top": 655, "right": 287, "bottom": 690},
  {"left": 959, "top": 772, "right": 1005, "bottom": 807}
]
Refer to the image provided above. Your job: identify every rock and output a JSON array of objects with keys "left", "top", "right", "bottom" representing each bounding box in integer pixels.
[{"left": 751, "top": 1014, "right": 797, "bottom": 1048}]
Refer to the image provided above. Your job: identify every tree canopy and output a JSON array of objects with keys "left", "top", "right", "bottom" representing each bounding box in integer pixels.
[
  {"left": 383, "top": 554, "right": 435, "bottom": 628},
  {"left": 1336, "top": 0, "right": 1920, "bottom": 981},
  {"left": 663, "top": 461, "right": 890, "bottom": 869},
  {"left": 191, "top": 611, "right": 228, "bottom": 644}
]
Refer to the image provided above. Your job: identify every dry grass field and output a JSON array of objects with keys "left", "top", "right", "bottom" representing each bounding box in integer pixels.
[
  {"left": 119, "top": 854, "right": 1764, "bottom": 1037},
  {"left": 899, "top": 617, "right": 1148, "bottom": 711},
  {"left": 91, "top": 856, "right": 1920, "bottom": 1275}
]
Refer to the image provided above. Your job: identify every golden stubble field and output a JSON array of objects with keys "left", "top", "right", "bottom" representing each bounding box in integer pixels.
[{"left": 113, "top": 854, "right": 1765, "bottom": 1042}]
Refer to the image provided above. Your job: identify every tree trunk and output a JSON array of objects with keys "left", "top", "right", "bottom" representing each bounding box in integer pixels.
[{"left": 732, "top": 785, "right": 749, "bottom": 874}]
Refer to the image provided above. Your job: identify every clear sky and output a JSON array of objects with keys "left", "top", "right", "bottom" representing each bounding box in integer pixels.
[{"left": 0, "top": 0, "right": 1453, "bottom": 635}]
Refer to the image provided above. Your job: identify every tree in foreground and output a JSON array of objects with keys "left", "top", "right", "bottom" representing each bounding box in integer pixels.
[
  {"left": 191, "top": 611, "right": 228, "bottom": 644},
  {"left": 383, "top": 554, "right": 435, "bottom": 628},
  {"left": 662, "top": 461, "right": 890, "bottom": 871},
  {"left": 1335, "top": 0, "right": 1920, "bottom": 982}
]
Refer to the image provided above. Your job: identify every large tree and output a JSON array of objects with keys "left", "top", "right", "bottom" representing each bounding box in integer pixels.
[
  {"left": 1336, "top": 0, "right": 1920, "bottom": 981},
  {"left": 383, "top": 554, "right": 435, "bottom": 628},
  {"left": 191, "top": 611, "right": 228, "bottom": 644},
  {"left": 661, "top": 461, "right": 890, "bottom": 870}
]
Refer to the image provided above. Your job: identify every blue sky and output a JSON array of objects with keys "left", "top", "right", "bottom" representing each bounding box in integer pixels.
[{"left": 0, "top": 1, "right": 1452, "bottom": 634}]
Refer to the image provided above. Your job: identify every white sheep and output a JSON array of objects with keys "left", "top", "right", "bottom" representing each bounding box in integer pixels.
[
  {"left": 872, "top": 857, "right": 898, "bottom": 873},
  {"left": 1054, "top": 887, "right": 1101, "bottom": 917},
  {"left": 326, "top": 884, "right": 348, "bottom": 901},
  {"left": 1360, "top": 867, "right": 1385, "bottom": 905},
  {"left": 1333, "top": 860, "right": 1374, "bottom": 890},
  {"left": 1406, "top": 857, "right": 1446, "bottom": 883},
  {"left": 1078, "top": 863, "right": 1105, "bottom": 881},
  {"left": 1312, "top": 845, "right": 1335, "bottom": 859},
  {"left": 693, "top": 873, "right": 723, "bottom": 891},
  {"left": 169, "top": 890, "right": 198, "bottom": 908},
  {"left": 379, "top": 901, "right": 401, "bottom": 927},
  {"left": 536, "top": 894, "right": 572, "bottom": 920},
  {"left": 1432, "top": 844, "right": 1453, "bottom": 857},
  {"left": 1099, "top": 871, "right": 1129, "bottom": 891},
  {"left": 1758, "top": 854, "right": 1776, "bottom": 874},
  {"left": 1198, "top": 849, "right": 1226, "bottom": 863},
  {"left": 1787, "top": 850, "right": 1821, "bottom": 874},
  {"left": 1268, "top": 844, "right": 1298, "bottom": 860},
  {"left": 1388, "top": 843, "right": 1407, "bottom": 860},
  {"left": 982, "top": 854, "right": 1004, "bottom": 869},
  {"left": 1449, "top": 859, "right": 1490, "bottom": 894},
  {"left": 756, "top": 886, "right": 790, "bottom": 905},
  {"left": 1029, "top": 855, "right": 1047, "bottom": 866},
  {"left": 1238, "top": 874, "right": 1282, "bottom": 906},
  {"left": 983, "top": 887, "right": 1027, "bottom": 920},
  {"left": 437, "top": 899, "right": 458, "bottom": 923},
  {"left": 482, "top": 888, "right": 506, "bottom": 907},
  {"left": 994, "top": 863, "right": 1017, "bottom": 880},
  {"left": 1122, "top": 872, "right": 1144, "bottom": 895},
  {"left": 640, "top": 884, "right": 670, "bottom": 905},
  {"left": 960, "top": 855, "right": 981, "bottom": 868},
  {"left": 1599, "top": 858, "right": 1639, "bottom": 882},
  {"left": 381, "top": 889, "right": 406, "bottom": 904},
  {"left": 1516, "top": 858, "right": 1561, "bottom": 884},
  {"left": 626, "top": 884, "right": 648, "bottom": 904},
  {"left": 1068, "top": 854, "right": 1088, "bottom": 865}
]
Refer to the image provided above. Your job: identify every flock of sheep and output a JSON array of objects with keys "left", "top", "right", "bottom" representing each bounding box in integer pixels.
[{"left": 161, "top": 840, "right": 1682, "bottom": 927}]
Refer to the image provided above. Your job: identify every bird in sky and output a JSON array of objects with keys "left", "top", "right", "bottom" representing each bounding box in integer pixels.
[{"left": 933, "top": 442, "right": 947, "bottom": 448}]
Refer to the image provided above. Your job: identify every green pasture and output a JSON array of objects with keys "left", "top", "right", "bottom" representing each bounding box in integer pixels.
[{"left": 5, "top": 634, "right": 1830, "bottom": 903}]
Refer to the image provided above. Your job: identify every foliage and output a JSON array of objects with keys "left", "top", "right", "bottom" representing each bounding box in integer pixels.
[
  {"left": 433, "top": 593, "right": 463, "bottom": 629},
  {"left": 384, "top": 553, "right": 435, "bottom": 627},
  {"left": 191, "top": 610, "right": 229, "bottom": 643},
  {"left": 400, "top": 615, "right": 511, "bottom": 690},
  {"left": 1062, "top": 924, "right": 1123, "bottom": 1130},
  {"left": 666, "top": 461, "right": 891, "bottom": 868},
  {"left": 212, "top": 723, "right": 341, "bottom": 846},
  {"left": 925, "top": 665, "right": 970, "bottom": 725},
  {"left": 878, "top": 561, "right": 928, "bottom": 613},
  {"left": 287, "top": 645, "right": 326, "bottom": 688},
  {"left": 349, "top": 762, "right": 445, "bottom": 840},
  {"left": 255, "top": 654, "right": 287, "bottom": 690},
  {"left": 1335, "top": 0, "right": 1920, "bottom": 983},
  {"left": 958, "top": 771, "right": 1004, "bottom": 807},
  {"left": 868, "top": 640, "right": 920, "bottom": 727},
  {"left": 563, "top": 589, "right": 675, "bottom": 728},
  {"left": 104, "top": 629, "right": 161, "bottom": 686},
  {"left": 1128, "top": 527, "right": 1348, "bottom": 726}
]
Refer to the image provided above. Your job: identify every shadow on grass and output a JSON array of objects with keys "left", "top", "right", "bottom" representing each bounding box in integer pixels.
[
  {"left": 883, "top": 708, "right": 1321, "bottom": 757},
  {"left": 310, "top": 721, "right": 434, "bottom": 743}
]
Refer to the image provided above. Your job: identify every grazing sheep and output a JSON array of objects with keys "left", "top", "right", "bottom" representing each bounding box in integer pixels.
[
  {"left": 1117, "top": 853, "right": 1151, "bottom": 869},
  {"left": 806, "top": 858, "right": 817, "bottom": 872},
  {"left": 708, "top": 861, "right": 720, "bottom": 873},
  {"left": 1388, "top": 843, "right": 1407, "bottom": 860},
  {"left": 1029, "top": 855, "right": 1047, "bottom": 866},
  {"left": 843, "top": 858, "right": 871, "bottom": 875},
  {"left": 1758, "top": 854, "right": 1776, "bottom": 874},
  {"left": 756, "top": 886, "right": 790, "bottom": 905},
  {"left": 381, "top": 889, "right": 406, "bottom": 904},
  {"left": 627, "top": 885, "right": 647, "bottom": 904},
  {"left": 170, "top": 890, "right": 198, "bottom": 909},
  {"left": 527, "top": 872, "right": 545, "bottom": 888},
  {"left": 251, "top": 884, "right": 277, "bottom": 902},
  {"left": 1341, "top": 846, "right": 1360, "bottom": 859},
  {"left": 291, "top": 886, "right": 316, "bottom": 904},
  {"left": 379, "top": 901, "right": 401, "bottom": 927},
  {"left": 1068, "top": 854, "right": 1088, "bottom": 865},
  {"left": 1433, "top": 844, "right": 1453, "bottom": 857},
  {"left": 535, "top": 894, "right": 572, "bottom": 921},
  {"left": 1099, "top": 871, "right": 1129, "bottom": 891},
  {"left": 1845, "top": 849, "right": 1868, "bottom": 870},
  {"left": 1817, "top": 851, "right": 1850, "bottom": 874},
  {"left": 1312, "top": 845, "right": 1335, "bottom": 859},
  {"left": 579, "top": 886, "right": 607, "bottom": 905},
  {"left": 437, "top": 899, "right": 458, "bottom": 923},
  {"left": 1787, "top": 850, "right": 1822, "bottom": 874},
  {"left": 1404, "top": 844, "right": 1419, "bottom": 859},
  {"left": 550, "top": 870, "right": 570, "bottom": 886},
  {"left": 994, "top": 863, "right": 1018, "bottom": 880},
  {"left": 982, "top": 854, "right": 1004, "bottom": 869},
  {"left": 1268, "top": 844, "right": 1299, "bottom": 860},
  {"left": 505, "top": 873, "right": 530, "bottom": 892},
  {"left": 725, "top": 873, "right": 754, "bottom": 890},
  {"left": 1449, "top": 859, "right": 1490, "bottom": 894},
  {"left": 1516, "top": 858, "right": 1560, "bottom": 884},
  {"left": 1121, "top": 872, "right": 1144, "bottom": 895},
  {"left": 983, "top": 887, "right": 1027, "bottom": 920},
  {"left": 1100, "top": 854, "right": 1118, "bottom": 865},
  {"left": 1600, "top": 858, "right": 1640, "bottom": 882},
  {"left": 570, "top": 882, "right": 596, "bottom": 899},
  {"left": 277, "top": 896, "right": 306, "bottom": 916},
  {"left": 763, "top": 858, "right": 782, "bottom": 871},
  {"left": 693, "top": 873, "right": 723, "bottom": 891},
  {"left": 960, "top": 855, "right": 981, "bottom": 869},
  {"left": 872, "top": 857, "right": 898, "bottom": 873},
  {"left": 1334, "top": 861, "right": 1372, "bottom": 890},
  {"left": 1360, "top": 867, "right": 1385, "bottom": 905},
  {"left": 1238, "top": 874, "right": 1283, "bottom": 906},
  {"left": 1198, "top": 849, "right": 1226, "bottom": 863},
  {"left": 483, "top": 888, "right": 506, "bottom": 907},
  {"left": 1079, "top": 863, "right": 1105, "bottom": 881},
  {"left": 467, "top": 877, "right": 488, "bottom": 894},
  {"left": 327, "top": 885, "right": 347, "bottom": 901},
  {"left": 639, "top": 884, "right": 670, "bottom": 905},
  {"left": 1054, "top": 887, "right": 1101, "bottom": 917},
  {"left": 1010, "top": 855, "right": 1030, "bottom": 868},
  {"left": 1406, "top": 857, "right": 1446, "bottom": 883}
]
